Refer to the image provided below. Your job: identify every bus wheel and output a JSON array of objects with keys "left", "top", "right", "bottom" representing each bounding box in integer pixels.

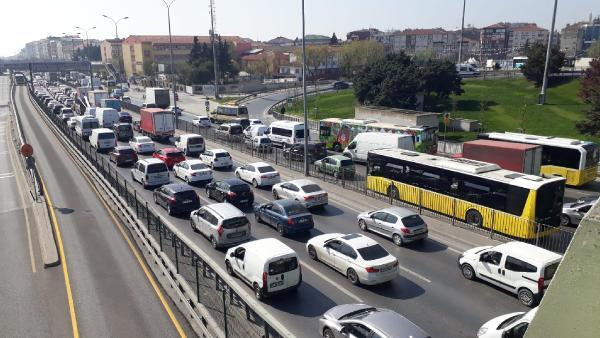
[
  {"left": 466, "top": 210, "right": 483, "bottom": 228},
  {"left": 387, "top": 185, "right": 399, "bottom": 201}
]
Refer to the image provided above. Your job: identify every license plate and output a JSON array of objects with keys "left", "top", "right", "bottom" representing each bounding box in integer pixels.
[
  {"left": 380, "top": 266, "right": 392, "bottom": 272},
  {"left": 239, "top": 199, "right": 248, "bottom": 203},
  {"left": 183, "top": 200, "right": 192, "bottom": 204},
  {"left": 298, "top": 218, "right": 307, "bottom": 223},
  {"left": 269, "top": 281, "right": 284, "bottom": 288}
]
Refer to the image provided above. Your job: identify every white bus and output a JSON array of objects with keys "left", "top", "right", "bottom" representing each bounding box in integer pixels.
[
  {"left": 268, "top": 121, "right": 306, "bottom": 147},
  {"left": 74, "top": 116, "right": 100, "bottom": 139}
]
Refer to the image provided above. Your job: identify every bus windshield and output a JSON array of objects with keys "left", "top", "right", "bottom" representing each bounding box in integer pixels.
[{"left": 583, "top": 143, "right": 599, "bottom": 168}]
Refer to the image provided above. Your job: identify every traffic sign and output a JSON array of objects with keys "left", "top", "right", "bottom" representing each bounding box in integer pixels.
[
  {"left": 205, "top": 106, "right": 210, "bottom": 112},
  {"left": 20, "top": 144, "right": 33, "bottom": 157},
  {"left": 205, "top": 100, "right": 210, "bottom": 107}
]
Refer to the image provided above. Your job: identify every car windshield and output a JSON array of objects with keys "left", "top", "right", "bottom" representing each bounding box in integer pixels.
[
  {"left": 402, "top": 215, "right": 425, "bottom": 227},
  {"left": 147, "top": 163, "right": 167, "bottom": 173},
  {"left": 174, "top": 190, "right": 197, "bottom": 200},
  {"left": 187, "top": 137, "right": 203, "bottom": 145},
  {"left": 222, "top": 216, "right": 249, "bottom": 229},
  {"left": 357, "top": 244, "right": 389, "bottom": 261},
  {"left": 190, "top": 163, "right": 208, "bottom": 170},
  {"left": 301, "top": 184, "right": 322, "bottom": 193},
  {"left": 215, "top": 152, "right": 230, "bottom": 158},
  {"left": 230, "top": 184, "right": 250, "bottom": 192},
  {"left": 268, "top": 257, "right": 298, "bottom": 275},
  {"left": 257, "top": 165, "right": 276, "bottom": 173},
  {"left": 98, "top": 133, "right": 114, "bottom": 139},
  {"left": 166, "top": 151, "right": 184, "bottom": 158},
  {"left": 340, "top": 159, "right": 354, "bottom": 167},
  {"left": 498, "top": 313, "right": 526, "bottom": 330},
  {"left": 284, "top": 203, "right": 309, "bottom": 216}
]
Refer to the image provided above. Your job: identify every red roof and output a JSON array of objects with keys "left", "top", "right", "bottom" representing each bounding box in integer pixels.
[
  {"left": 484, "top": 22, "right": 507, "bottom": 29},
  {"left": 511, "top": 25, "right": 546, "bottom": 33},
  {"left": 464, "top": 139, "right": 541, "bottom": 150}
]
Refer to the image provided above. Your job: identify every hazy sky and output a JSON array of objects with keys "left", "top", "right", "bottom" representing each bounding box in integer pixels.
[{"left": 1, "top": 0, "right": 599, "bottom": 56}]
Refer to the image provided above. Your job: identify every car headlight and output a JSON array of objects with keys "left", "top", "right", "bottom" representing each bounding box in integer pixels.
[{"left": 477, "top": 326, "right": 487, "bottom": 337}]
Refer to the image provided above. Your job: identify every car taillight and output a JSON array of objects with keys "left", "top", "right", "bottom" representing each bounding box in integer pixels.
[
  {"left": 287, "top": 218, "right": 294, "bottom": 225},
  {"left": 304, "top": 195, "right": 313, "bottom": 201},
  {"left": 227, "top": 191, "right": 237, "bottom": 197},
  {"left": 217, "top": 225, "right": 224, "bottom": 237},
  {"left": 401, "top": 228, "right": 411, "bottom": 234},
  {"left": 262, "top": 272, "right": 267, "bottom": 289},
  {"left": 538, "top": 277, "right": 545, "bottom": 293},
  {"left": 393, "top": 260, "right": 399, "bottom": 267},
  {"left": 365, "top": 267, "right": 379, "bottom": 273},
  {"left": 191, "top": 172, "right": 197, "bottom": 176},
  {"left": 168, "top": 196, "right": 177, "bottom": 204}
]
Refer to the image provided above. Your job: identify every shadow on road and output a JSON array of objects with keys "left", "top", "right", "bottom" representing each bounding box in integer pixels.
[{"left": 265, "top": 281, "right": 337, "bottom": 317}]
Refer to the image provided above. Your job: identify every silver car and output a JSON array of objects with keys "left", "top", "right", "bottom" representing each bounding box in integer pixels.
[
  {"left": 190, "top": 203, "right": 251, "bottom": 249},
  {"left": 318, "top": 304, "right": 430, "bottom": 338},
  {"left": 272, "top": 179, "right": 328, "bottom": 209},
  {"left": 357, "top": 207, "right": 428, "bottom": 246},
  {"left": 561, "top": 196, "right": 597, "bottom": 226}
]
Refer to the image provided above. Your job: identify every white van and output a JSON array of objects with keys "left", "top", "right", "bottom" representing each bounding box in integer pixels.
[
  {"left": 95, "top": 108, "right": 120, "bottom": 128},
  {"left": 268, "top": 121, "right": 305, "bottom": 147},
  {"left": 459, "top": 241, "right": 562, "bottom": 307},
  {"left": 225, "top": 238, "right": 302, "bottom": 300},
  {"left": 175, "top": 133, "right": 205, "bottom": 156},
  {"left": 74, "top": 116, "right": 100, "bottom": 139},
  {"left": 343, "top": 132, "right": 414, "bottom": 162},
  {"left": 131, "top": 158, "right": 170, "bottom": 188},
  {"left": 244, "top": 124, "right": 269, "bottom": 139},
  {"left": 89, "top": 128, "right": 116, "bottom": 151}
]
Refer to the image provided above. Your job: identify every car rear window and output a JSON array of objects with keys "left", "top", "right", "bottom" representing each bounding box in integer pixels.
[
  {"left": 229, "top": 126, "right": 243, "bottom": 134},
  {"left": 268, "top": 257, "right": 298, "bottom": 275},
  {"left": 401, "top": 215, "right": 425, "bottom": 228},
  {"left": 544, "top": 262, "right": 560, "bottom": 280},
  {"left": 257, "top": 165, "right": 276, "bottom": 173},
  {"left": 301, "top": 184, "right": 322, "bottom": 193},
  {"left": 190, "top": 163, "right": 208, "bottom": 170},
  {"left": 119, "top": 148, "right": 135, "bottom": 155},
  {"left": 187, "top": 137, "right": 203, "bottom": 145},
  {"left": 230, "top": 184, "right": 250, "bottom": 192},
  {"left": 118, "top": 125, "right": 132, "bottom": 131},
  {"left": 340, "top": 159, "right": 354, "bottom": 167},
  {"left": 147, "top": 163, "right": 167, "bottom": 173},
  {"left": 259, "top": 138, "right": 271, "bottom": 144},
  {"left": 174, "top": 190, "right": 198, "bottom": 200},
  {"left": 357, "top": 244, "right": 389, "bottom": 261},
  {"left": 222, "top": 216, "right": 249, "bottom": 229},
  {"left": 283, "top": 203, "right": 309, "bottom": 216},
  {"left": 166, "top": 151, "right": 184, "bottom": 158},
  {"left": 98, "top": 133, "right": 114, "bottom": 140},
  {"left": 215, "top": 152, "right": 230, "bottom": 158}
]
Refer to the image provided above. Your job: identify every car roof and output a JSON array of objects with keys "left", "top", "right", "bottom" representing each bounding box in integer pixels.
[
  {"left": 360, "top": 308, "right": 429, "bottom": 337},
  {"left": 338, "top": 233, "right": 377, "bottom": 249},
  {"left": 241, "top": 238, "right": 295, "bottom": 259},
  {"left": 183, "top": 159, "right": 205, "bottom": 166},
  {"left": 94, "top": 128, "right": 113, "bottom": 133},
  {"left": 380, "top": 207, "right": 418, "bottom": 218},
  {"left": 141, "top": 158, "right": 164, "bottom": 165},
  {"left": 287, "top": 179, "right": 318, "bottom": 188},
  {"left": 221, "top": 178, "right": 246, "bottom": 186},
  {"left": 204, "top": 203, "right": 245, "bottom": 218},
  {"left": 181, "top": 133, "right": 201, "bottom": 138},
  {"left": 250, "top": 162, "right": 272, "bottom": 167},
  {"left": 163, "top": 183, "right": 195, "bottom": 193},
  {"left": 328, "top": 155, "right": 351, "bottom": 161},
  {"left": 134, "top": 136, "right": 152, "bottom": 141},
  {"left": 273, "top": 199, "right": 304, "bottom": 208},
  {"left": 115, "top": 146, "right": 133, "bottom": 151},
  {"left": 495, "top": 242, "right": 562, "bottom": 266},
  {"left": 161, "top": 147, "right": 181, "bottom": 153},
  {"left": 211, "top": 149, "right": 229, "bottom": 153}
]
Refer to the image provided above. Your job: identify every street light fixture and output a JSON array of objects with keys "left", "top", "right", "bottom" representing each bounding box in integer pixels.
[
  {"left": 160, "top": 0, "right": 179, "bottom": 128},
  {"left": 102, "top": 14, "right": 129, "bottom": 39},
  {"left": 301, "top": 0, "right": 309, "bottom": 176}
]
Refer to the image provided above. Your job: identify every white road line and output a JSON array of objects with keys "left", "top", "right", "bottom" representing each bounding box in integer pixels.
[
  {"left": 0, "top": 173, "right": 15, "bottom": 180},
  {"left": 398, "top": 266, "right": 431, "bottom": 283},
  {"left": 298, "top": 259, "right": 364, "bottom": 303}
]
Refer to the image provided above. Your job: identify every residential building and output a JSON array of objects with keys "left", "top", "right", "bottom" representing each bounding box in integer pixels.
[
  {"left": 300, "top": 34, "right": 331, "bottom": 45},
  {"left": 561, "top": 21, "right": 588, "bottom": 57},
  {"left": 56, "top": 36, "right": 84, "bottom": 61},
  {"left": 508, "top": 24, "right": 550, "bottom": 55},
  {"left": 480, "top": 22, "right": 509, "bottom": 59},
  {"left": 347, "top": 28, "right": 381, "bottom": 41},
  {"left": 389, "top": 28, "right": 457, "bottom": 56},
  {"left": 580, "top": 18, "right": 600, "bottom": 54},
  {"left": 100, "top": 39, "right": 123, "bottom": 64},
  {"left": 265, "top": 36, "right": 295, "bottom": 47}
]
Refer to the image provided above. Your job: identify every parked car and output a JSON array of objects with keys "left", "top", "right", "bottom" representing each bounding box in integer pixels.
[
  {"left": 192, "top": 116, "right": 211, "bottom": 128},
  {"left": 52, "top": 104, "right": 65, "bottom": 114},
  {"left": 332, "top": 81, "right": 349, "bottom": 90},
  {"left": 153, "top": 147, "right": 186, "bottom": 170},
  {"left": 458, "top": 241, "right": 563, "bottom": 307},
  {"left": 131, "top": 158, "right": 170, "bottom": 188},
  {"left": 307, "top": 233, "right": 399, "bottom": 285},
  {"left": 206, "top": 178, "right": 254, "bottom": 207},
  {"left": 173, "top": 159, "right": 213, "bottom": 185},
  {"left": 318, "top": 304, "right": 430, "bottom": 338},
  {"left": 272, "top": 179, "right": 328, "bottom": 209},
  {"left": 254, "top": 199, "right": 314, "bottom": 236},
  {"left": 200, "top": 149, "right": 232, "bottom": 169},
  {"left": 225, "top": 238, "right": 301, "bottom": 300},
  {"left": 190, "top": 203, "right": 251, "bottom": 248},
  {"left": 153, "top": 183, "right": 200, "bottom": 216},
  {"left": 109, "top": 146, "right": 138, "bottom": 167},
  {"left": 235, "top": 162, "right": 280, "bottom": 187},
  {"left": 314, "top": 155, "right": 355, "bottom": 179},
  {"left": 561, "top": 196, "right": 598, "bottom": 226},
  {"left": 357, "top": 207, "right": 428, "bottom": 246},
  {"left": 477, "top": 307, "right": 538, "bottom": 338},
  {"left": 113, "top": 122, "right": 134, "bottom": 141},
  {"left": 129, "top": 136, "right": 156, "bottom": 154},
  {"left": 283, "top": 142, "right": 328, "bottom": 163}
]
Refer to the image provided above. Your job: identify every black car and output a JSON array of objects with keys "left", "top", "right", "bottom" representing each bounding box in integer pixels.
[
  {"left": 333, "top": 81, "right": 349, "bottom": 90},
  {"left": 206, "top": 178, "right": 254, "bottom": 207},
  {"left": 231, "top": 118, "right": 250, "bottom": 129},
  {"left": 113, "top": 123, "right": 134, "bottom": 141},
  {"left": 283, "top": 142, "right": 328, "bottom": 162},
  {"left": 254, "top": 199, "right": 314, "bottom": 236},
  {"left": 118, "top": 112, "right": 133, "bottom": 123},
  {"left": 153, "top": 183, "right": 201, "bottom": 216},
  {"left": 52, "top": 104, "right": 65, "bottom": 114},
  {"left": 109, "top": 146, "right": 138, "bottom": 167}
]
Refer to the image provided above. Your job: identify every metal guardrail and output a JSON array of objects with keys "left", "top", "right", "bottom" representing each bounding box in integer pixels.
[{"left": 29, "top": 87, "right": 290, "bottom": 338}]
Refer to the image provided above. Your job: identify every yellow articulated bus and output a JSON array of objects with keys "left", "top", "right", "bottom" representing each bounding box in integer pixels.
[
  {"left": 367, "top": 149, "right": 566, "bottom": 239},
  {"left": 479, "top": 132, "right": 599, "bottom": 187}
]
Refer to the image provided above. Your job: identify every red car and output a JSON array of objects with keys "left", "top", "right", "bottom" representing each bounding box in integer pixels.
[{"left": 153, "top": 147, "right": 186, "bottom": 170}]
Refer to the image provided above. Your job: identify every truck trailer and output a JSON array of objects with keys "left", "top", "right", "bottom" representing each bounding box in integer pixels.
[
  {"left": 140, "top": 108, "right": 175, "bottom": 140},
  {"left": 458, "top": 139, "right": 542, "bottom": 175},
  {"left": 144, "top": 88, "right": 170, "bottom": 109}
]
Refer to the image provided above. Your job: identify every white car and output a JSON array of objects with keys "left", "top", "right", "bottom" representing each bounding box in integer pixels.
[
  {"left": 129, "top": 136, "right": 156, "bottom": 154},
  {"left": 235, "top": 162, "right": 280, "bottom": 187},
  {"left": 306, "top": 233, "right": 399, "bottom": 285},
  {"left": 192, "top": 116, "right": 211, "bottom": 128},
  {"left": 67, "top": 117, "right": 77, "bottom": 130},
  {"left": 200, "top": 149, "right": 233, "bottom": 169},
  {"left": 249, "top": 118, "right": 263, "bottom": 125},
  {"left": 272, "top": 179, "right": 328, "bottom": 209},
  {"left": 173, "top": 159, "right": 213, "bottom": 184},
  {"left": 477, "top": 308, "right": 538, "bottom": 338}
]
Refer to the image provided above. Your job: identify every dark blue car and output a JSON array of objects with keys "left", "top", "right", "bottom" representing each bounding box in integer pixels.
[{"left": 254, "top": 199, "right": 314, "bottom": 236}]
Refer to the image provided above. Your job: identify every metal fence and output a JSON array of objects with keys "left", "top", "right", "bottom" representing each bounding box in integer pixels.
[
  {"left": 176, "top": 118, "right": 575, "bottom": 254},
  {"left": 29, "top": 89, "right": 287, "bottom": 338}
]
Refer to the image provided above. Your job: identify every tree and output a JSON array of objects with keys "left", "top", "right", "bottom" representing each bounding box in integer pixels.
[
  {"left": 587, "top": 40, "right": 600, "bottom": 58},
  {"left": 330, "top": 33, "right": 339, "bottom": 45},
  {"left": 353, "top": 53, "right": 423, "bottom": 109},
  {"left": 521, "top": 42, "right": 565, "bottom": 87},
  {"left": 142, "top": 59, "right": 155, "bottom": 77},
  {"left": 340, "top": 40, "right": 386, "bottom": 77},
  {"left": 420, "top": 59, "right": 463, "bottom": 109},
  {"left": 304, "top": 45, "right": 330, "bottom": 80},
  {"left": 576, "top": 58, "right": 600, "bottom": 136}
]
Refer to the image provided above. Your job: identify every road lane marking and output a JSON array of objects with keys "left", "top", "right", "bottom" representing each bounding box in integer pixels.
[
  {"left": 398, "top": 266, "right": 432, "bottom": 283},
  {"left": 0, "top": 173, "right": 15, "bottom": 180},
  {"left": 38, "top": 175, "right": 79, "bottom": 338},
  {"left": 298, "top": 259, "right": 364, "bottom": 303}
]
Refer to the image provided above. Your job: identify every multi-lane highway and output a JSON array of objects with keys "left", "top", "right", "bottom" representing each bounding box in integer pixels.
[
  {"left": 29, "top": 82, "right": 530, "bottom": 337},
  {"left": 12, "top": 81, "right": 192, "bottom": 337}
]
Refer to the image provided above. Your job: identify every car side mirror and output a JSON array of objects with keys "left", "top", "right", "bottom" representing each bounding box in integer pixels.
[{"left": 229, "top": 252, "right": 235, "bottom": 258}]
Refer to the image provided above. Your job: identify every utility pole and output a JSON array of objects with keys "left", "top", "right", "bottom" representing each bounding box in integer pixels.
[
  {"left": 161, "top": 0, "right": 178, "bottom": 128},
  {"left": 538, "top": 0, "right": 558, "bottom": 105},
  {"left": 458, "top": 0, "right": 466, "bottom": 64},
  {"left": 301, "top": 0, "right": 309, "bottom": 176},
  {"left": 210, "top": 0, "right": 219, "bottom": 99}
]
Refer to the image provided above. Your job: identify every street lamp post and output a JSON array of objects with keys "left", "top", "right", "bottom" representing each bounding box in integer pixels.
[
  {"left": 161, "top": 0, "right": 178, "bottom": 128},
  {"left": 458, "top": 0, "right": 466, "bottom": 64},
  {"left": 102, "top": 14, "right": 129, "bottom": 81},
  {"left": 301, "top": 0, "right": 309, "bottom": 176},
  {"left": 538, "top": 0, "right": 558, "bottom": 105},
  {"left": 76, "top": 26, "right": 96, "bottom": 90}
]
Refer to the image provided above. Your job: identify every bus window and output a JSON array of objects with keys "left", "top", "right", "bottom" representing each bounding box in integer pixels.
[
  {"left": 541, "top": 146, "right": 581, "bottom": 170},
  {"left": 319, "top": 125, "right": 331, "bottom": 136},
  {"left": 583, "top": 144, "right": 599, "bottom": 168}
]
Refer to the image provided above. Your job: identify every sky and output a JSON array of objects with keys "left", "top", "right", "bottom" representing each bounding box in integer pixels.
[{"left": 1, "top": 0, "right": 599, "bottom": 56}]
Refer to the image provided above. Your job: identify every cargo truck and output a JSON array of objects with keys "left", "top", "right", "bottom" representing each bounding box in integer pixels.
[
  {"left": 102, "top": 98, "right": 122, "bottom": 111},
  {"left": 140, "top": 108, "right": 175, "bottom": 140},
  {"left": 144, "top": 88, "right": 170, "bottom": 109},
  {"left": 457, "top": 139, "right": 542, "bottom": 175},
  {"left": 88, "top": 90, "right": 109, "bottom": 107}
]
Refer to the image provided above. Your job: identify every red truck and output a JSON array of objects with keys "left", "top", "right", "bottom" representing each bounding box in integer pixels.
[
  {"left": 140, "top": 108, "right": 175, "bottom": 140},
  {"left": 456, "top": 139, "right": 542, "bottom": 175}
]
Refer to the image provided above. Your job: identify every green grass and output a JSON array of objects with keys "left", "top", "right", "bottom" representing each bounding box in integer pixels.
[{"left": 286, "top": 89, "right": 356, "bottom": 120}]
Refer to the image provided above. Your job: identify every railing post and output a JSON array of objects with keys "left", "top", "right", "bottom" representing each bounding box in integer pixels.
[
  {"left": 489, "top": 211, "right": 496, "bottom": 239},
  {"left": 135, "top": 190, "right": 139, "bottom": 217},
  {"left": 452, "top": 198, "right": 456, "bottom": 226},
  {"left": 535, "top": 222, "right": 541, "bottom": 247},
  {"left": 195, "top": 256, "right": 200, "bottom": 303},
  {"left": 146, "top": 201, "right": 150, "bottom": 227},
  {"left": 418, "top": 189, "right": 423, "bottom": 214},
  {"left": 223, "top": 288, "right": 229, "bottom": 338},
  {"left": 174, "top": 237, "right": 179, "bottom": 274},
  {"left": 158, "top": 219, "right": 163, "bottom": 251}
]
